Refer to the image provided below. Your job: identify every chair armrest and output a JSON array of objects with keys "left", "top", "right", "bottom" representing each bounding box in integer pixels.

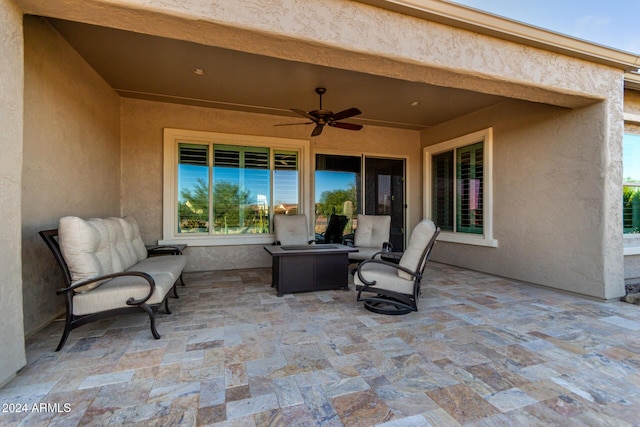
[
  {"left": 58, "top": 271, "right": 156, "bottom": 305},
  {"left": 355, "top": 258, "right": 421, "bottom": 286}
]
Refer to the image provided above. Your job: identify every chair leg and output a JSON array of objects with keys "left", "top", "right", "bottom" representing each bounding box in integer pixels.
[
  {"left": 55, "top": 320, "right": 73, "bottom": 352},
  {"left": 172, "top": 284, "right": 180, "bottom": 299},
  {"left": 140, "top": 304, "right": 161, "bottom": 339},
  {"left": 179, "top": 273, "right": 186, "bottom": 286},
  {"left": 164, "top": 296, "right": 172, "bottom": 315}
]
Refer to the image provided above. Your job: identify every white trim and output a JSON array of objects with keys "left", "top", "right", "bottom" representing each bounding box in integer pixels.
[
  {"left": 624, "top": 247, "right": 640, "bottom": 256},
  {"left": 624, "top": 234, "right": 640, "bottom": 256},
  {"left": 437, "top": 231, "right": 498, "bottom": 247},
  {"left": 423, "top": 127, "right": 497, "bottom": 248},
  {"left": 162, "top": 128, "right": 309, "bottom": 246},
  {"left": 624, "top": 112, "right": 640, "bottom": 125}
]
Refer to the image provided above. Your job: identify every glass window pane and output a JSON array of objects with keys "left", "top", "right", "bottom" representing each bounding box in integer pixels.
[
  {"left": 274, "top": 151, "right": 299, "bottom": 215},
  {"left": 432, "top": 151, "right": 454, "bottom": 231},
  {"left": 212, "top": 146, "right": 270, "bottom": 235},
  {"left": 178, "top": 143, "right": 209, "bottom": 233},
  {"left": 624, "top": 134, "right": 640, "bottom": 183},
  {"left": 457, "top": 142, "right": 483, "bottom": 234},
  {"left": 624, "top": 185, "right": 640, "bottom": 234}
]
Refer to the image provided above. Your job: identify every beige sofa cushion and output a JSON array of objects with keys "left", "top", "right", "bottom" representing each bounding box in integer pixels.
[
  {"left": 58, "top": 216, "right": 152, "bottom": 293},
  {"left": 72, "top": 255, "right": 186, "bottom": 316},
  {"left": 59, "top": 216, "right": 115, "bottom": 291},
  {"left": 122, "top": 216, "right": 148, "bottom": 263}
]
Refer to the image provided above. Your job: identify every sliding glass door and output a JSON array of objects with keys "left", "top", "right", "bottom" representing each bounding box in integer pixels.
[
  {"left": 314, "top": 154, "right": 405, "bottom": 250},
  {"left": 365, "top": 157, "right": 405, "bottom": 250},
  {"left": 314, "top": 154, "right": 360, "bottom": 242}
]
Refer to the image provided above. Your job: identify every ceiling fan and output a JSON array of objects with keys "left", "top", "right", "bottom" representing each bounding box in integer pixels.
[{"left": 276, "top": 87, "right": 363, "bottom": 137}]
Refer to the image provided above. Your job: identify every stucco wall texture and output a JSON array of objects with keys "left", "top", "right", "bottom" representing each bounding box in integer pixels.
[
  {"left": 424, "top": 99, "right": 624, "bottom": 299},
  {"left": 0, "top": 0, "right": 27, "bottom": 387},
  {"left": 21, "top": 16, "right": 122, "bottom": 335}
]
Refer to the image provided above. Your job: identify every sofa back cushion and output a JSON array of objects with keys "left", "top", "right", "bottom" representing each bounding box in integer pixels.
[
  {"left": 121, "top": 216, "right": 148, "bottom": 263},
  {"left": 58, "top": 216, "right": 148, "bottom": 291},
  {"left": 59, "top": 216, "right": 113, "bottom": 290}
]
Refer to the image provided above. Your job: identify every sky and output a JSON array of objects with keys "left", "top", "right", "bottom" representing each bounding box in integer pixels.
[{"left": 450, "top": 0, "right": 640, "bottom": 54}]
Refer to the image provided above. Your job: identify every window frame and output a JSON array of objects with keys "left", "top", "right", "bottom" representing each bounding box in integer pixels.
[
  {"left": 162, "top": 128, "right": 309, "bottom": 246},
  {"left": 623, "top": 123, "right": 640, "bottom": 254},
  {"left": 423, "top": 128, "right": 497, "bottom": 247}
]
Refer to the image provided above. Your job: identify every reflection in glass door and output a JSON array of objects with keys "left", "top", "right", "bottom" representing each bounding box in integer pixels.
[
  {"left": 314, "top": 154, "right": 405, "bottom": 249},
  {"left": 314, "top": 154, "right": 361, "bottom": 242}
]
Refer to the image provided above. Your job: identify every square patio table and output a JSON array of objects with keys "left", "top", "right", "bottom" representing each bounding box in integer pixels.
[{"left": 264, "top": 244, "right": 358, "bottom": 296}]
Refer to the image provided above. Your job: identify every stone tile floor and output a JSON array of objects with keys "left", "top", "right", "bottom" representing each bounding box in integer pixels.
[{"left": 2, "top": 263, "right": 640, "bottom": 426}]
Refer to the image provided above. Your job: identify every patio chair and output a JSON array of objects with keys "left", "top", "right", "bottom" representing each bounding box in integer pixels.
[
  {"left": 316, "top": 214, "right": 348, "bottom": 244},
  {"left": 354, "top": 219, "right": 440, "bottom": 315},
  {"left": 273, "top": 214, "right": 315, "bottom": 246},
  {"left": 345, "top": 214, "right": 391, "bottom": 263}
]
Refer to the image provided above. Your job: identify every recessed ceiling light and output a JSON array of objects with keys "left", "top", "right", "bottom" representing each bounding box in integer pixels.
[
  {"left": 409, "top": 101, "right": 420, "bottom": 107},
  {"left": 192, "top": 68, "right": 205, "bottom": 76}
]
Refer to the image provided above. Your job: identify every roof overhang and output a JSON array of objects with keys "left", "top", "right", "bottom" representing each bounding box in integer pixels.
[
  {"left": 355, "top": 0, "right": 640, "bottom": 72},
  {"left": 625, "top": 73, "right": 640, "bottom": 91}
]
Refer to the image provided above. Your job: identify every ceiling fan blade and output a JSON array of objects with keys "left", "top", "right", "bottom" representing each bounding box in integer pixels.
[
  {"left": 274, "top": 122, "right": 313, "bottom": 127},
  {"left": 311, "top": 124, "right": 324, "bottom": 137},
  {"left": 330, "top": 122, "right": 363, "bottom": 131},
  {"left": 291, "top": 108, "right": 318, "bottom": 122},
  {"left": 331, "top": 107, "right": 361, "bottom": 121}
]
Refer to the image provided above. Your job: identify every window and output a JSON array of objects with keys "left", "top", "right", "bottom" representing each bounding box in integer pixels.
[
  {"left": 623, "top": 133, "right": 640, "bottom": 234},
  {"left": 424, "top": 128, "right": 497, "bottom": 247},
  {"left": 163, "top": 129, "right": 307, "bottom": 245}
]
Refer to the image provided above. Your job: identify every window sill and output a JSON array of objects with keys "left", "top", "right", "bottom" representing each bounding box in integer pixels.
[
  {"left": 436, "top": 231, "right": 498, "bottom": 248},
  {"left": 160, "top": 234, "right": 276, "bottom": 247},
  {"left": 624, "top": 234, "right": 640, "bottom": 255}
]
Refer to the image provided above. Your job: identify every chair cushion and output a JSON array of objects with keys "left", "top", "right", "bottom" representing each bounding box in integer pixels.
[
  {"left": 354, "top": 261, "right": 415, "bottom": 295},
  {"left": 398, "top": 220, "right": 437, "bottom": 280},
  {"left": 274, "top": 214, "right": 310, "bottom": 245},
  {"left": 354, "top": 215, "right": 390, "bottom": 248}
]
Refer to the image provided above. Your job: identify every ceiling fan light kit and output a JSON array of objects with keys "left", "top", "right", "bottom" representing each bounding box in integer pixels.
[{"left": 275, "top": 87, "right": 363, "bottom": 137}]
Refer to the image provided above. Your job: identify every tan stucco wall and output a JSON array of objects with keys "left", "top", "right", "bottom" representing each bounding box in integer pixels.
[
  {"left": 0, "top": 0, "right": 27, "bottom": 387},
  {"left": 21, "top": 16, "right": 121, "bottom": 335},
  {"left": 423, "top": 97, "right": 625, "bottom": 300},
  {"left": 120, "top": 98, "right": 421, "bottom": 272}
]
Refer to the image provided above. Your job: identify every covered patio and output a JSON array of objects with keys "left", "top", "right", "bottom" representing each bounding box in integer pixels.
[{"left": 2, "top": 264, "right": 639, "bottom": 426}]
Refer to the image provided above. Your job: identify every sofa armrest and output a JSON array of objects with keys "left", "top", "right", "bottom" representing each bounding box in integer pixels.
[{"left": 58, "top": 271, "right": 156, "bottom": 305}]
